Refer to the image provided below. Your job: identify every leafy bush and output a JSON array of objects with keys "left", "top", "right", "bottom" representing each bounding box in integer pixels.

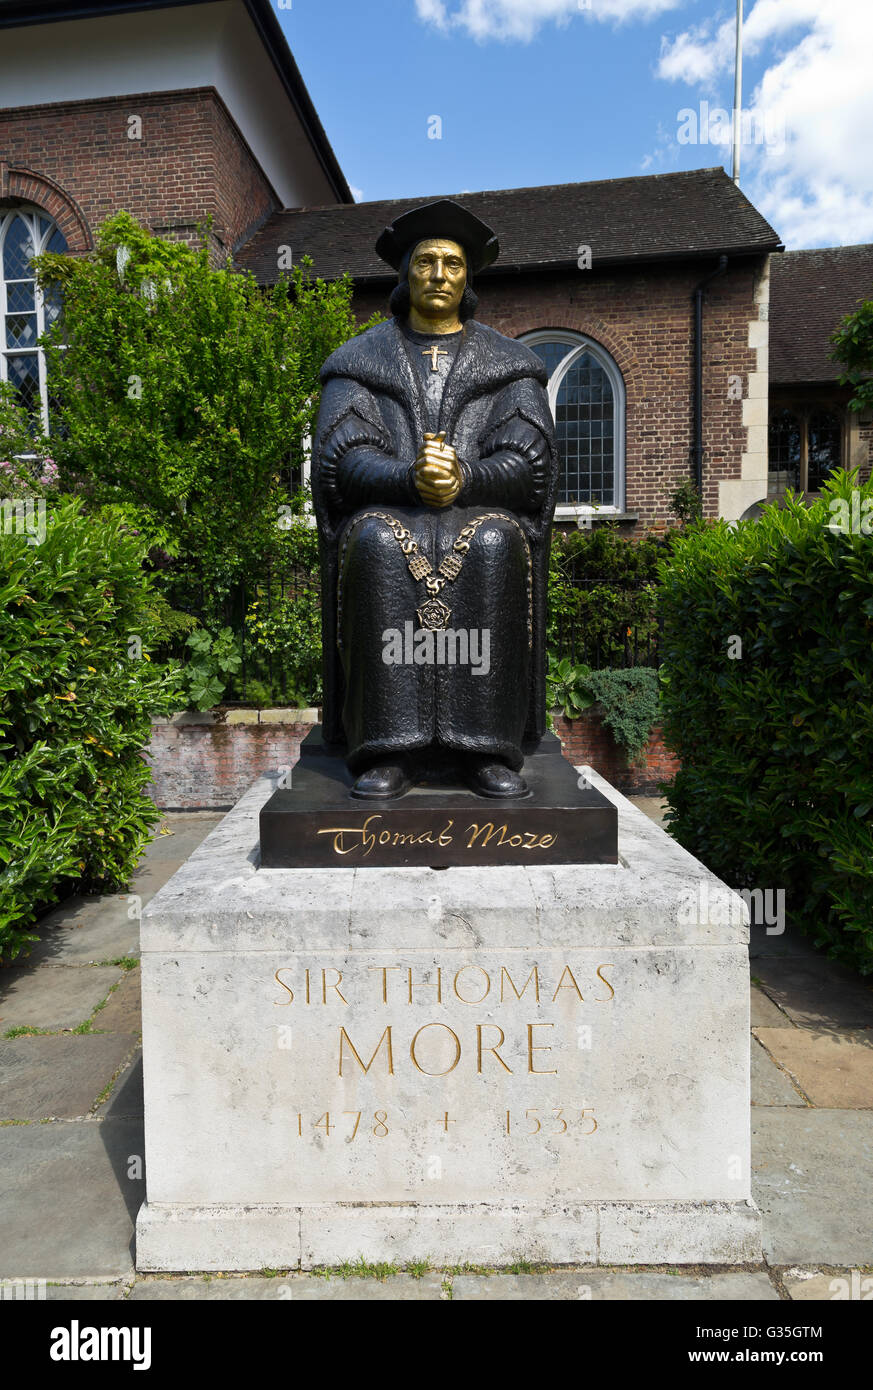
[
  {"left": 0, "top": 500, "right": 182, "bottom": 960},
  {"left": 32, "top": 214, "right": 379, "bottom": 703},
  {"left": 180, "top": 627, "right": 242, "bottom": 710},
  {"left": 242, "top": 516, "right": 322, "bottom": 707},
  {"left": 547, "top": 655, "right": 660, "bottom": 762},
  {"left": 657, "top": 470, "right": 873, "bottom": 974},
  {"left": 0, "top": 382, "right": 59, "bottom": 497},
  {"left": 546, "top": 656, "right": 596, "bottom": 721},
  {"left": 547, "top": 523, "right": 666, "bottom": 668},
  {"left": 585, "top": 667, "right": 661, "bottom": 764}
]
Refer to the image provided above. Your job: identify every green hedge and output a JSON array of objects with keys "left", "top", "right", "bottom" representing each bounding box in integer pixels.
[
  {"left": 0, "top": 500, "right": 182, "bottom": 961},
  {"left": 657, "top": 470, "right": 873, "bottom": 973}
]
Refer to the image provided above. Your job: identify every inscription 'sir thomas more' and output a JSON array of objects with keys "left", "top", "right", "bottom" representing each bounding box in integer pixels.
[{"left": 273, "top": 960, "right": 615, "bottom": 1146}]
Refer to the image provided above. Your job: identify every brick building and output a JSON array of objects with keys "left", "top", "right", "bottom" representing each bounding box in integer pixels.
[
  {"left": 768, "top": 245, "right": 873, "bottom": 499},
  {"left": 1, "top": 0, "right": 871, "bottom": 532}
]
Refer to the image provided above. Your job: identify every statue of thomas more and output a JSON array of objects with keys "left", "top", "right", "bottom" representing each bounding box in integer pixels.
[{"left": 312, "top": 199, "right": 558, "bottom": 799}]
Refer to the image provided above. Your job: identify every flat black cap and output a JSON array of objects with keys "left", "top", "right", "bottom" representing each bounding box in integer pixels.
[{"left": 375, "top": 198, "right": 500, "bottom": 274}]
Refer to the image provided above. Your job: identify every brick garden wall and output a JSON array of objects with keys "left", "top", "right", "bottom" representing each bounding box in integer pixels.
[
  {"left": 353, "top": 257, "right": 765, "bottom": 534},
  {"left": 552, "top": 711, "right": 679, "bottom": 795},
  {"left": 145, "top": 710, "right": 677, "bottom": 808},
  {"left": 144, "top": 713, "right": 316, "bottom": 810},
  {"left": 0, "top": 87, "right": 278, "bottom": 257}
]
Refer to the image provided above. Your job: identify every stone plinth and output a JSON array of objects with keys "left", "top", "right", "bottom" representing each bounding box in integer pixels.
[{"left": 135, "top": 768, "right": 760, "bottom": 1270}]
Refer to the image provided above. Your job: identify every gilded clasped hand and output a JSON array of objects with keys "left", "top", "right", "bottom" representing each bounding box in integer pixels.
[{"left": 415, "top": 431, "right": 462, "bottom": 508}]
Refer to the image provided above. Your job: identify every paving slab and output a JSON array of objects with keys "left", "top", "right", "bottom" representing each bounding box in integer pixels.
[
  {"left": 754, "top": 1028, "right": 873, "bottom": 1109},
  {"left": 45, "top": 1283, "right": 126, "bottom": 1301},
  {"left": 750, "top": 1037, "right": 807, "bottom": 1107},
  {"left": 24, "top": 895, "right": 140, "bottom": 967},
  {"left": 0, "top": 1118, "right": 143, "bottom": 1279},
  {"left": 97, "top": 1052, "right": 143, "bottom": 1119},
  {"left": 752, "top": 1109, "right": 873, "bottom": 1264},
  {"left": 95, "top": 971, "right": 141, "bottom": 1035},
  {"left": 748, "top": 921, "right": 822, "bottom": 960},
  {"left": 0, "top": 1034, "right": 139, "bottom": 1120},
  {"left": 783, "top": 1269, "right": 873, "bottom": 1301},
  {"left": 0, "top": 965, "right": 124, "bottom": 1032},
  {"left": 751, "top": 959, "right": 873, "bottom": 1029},
  {"left": 750, "top": 984, "right": 790, "bottom": 1028},
  {"left": 627, "top": 796, "right": 667, "bottom": 827},
  {"left": 137, "top": 814, "right": 223, "bottom": 866},
  {"left": 451, "top": 1271, "right": 778, "bottom": 1300},
  {"left": 129, "top": 1274, "right": 445, "bottom": 1300}
]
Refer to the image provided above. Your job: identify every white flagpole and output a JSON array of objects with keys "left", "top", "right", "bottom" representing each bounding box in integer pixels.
[{"left": 733, "top": 0, "right": 743, "bottom": 185}]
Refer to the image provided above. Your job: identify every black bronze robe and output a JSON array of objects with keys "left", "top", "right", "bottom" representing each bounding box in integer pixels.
[{"left": 312, "top": 317, "right": 558, "bottom": 772}]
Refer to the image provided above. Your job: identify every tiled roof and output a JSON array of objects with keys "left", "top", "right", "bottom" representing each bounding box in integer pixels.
[
  {"left": 236, "top": 167, "right": 781, "bottom": 284},
  {"left": 769, "top": 244, "right": 873, "bottom": 384}
]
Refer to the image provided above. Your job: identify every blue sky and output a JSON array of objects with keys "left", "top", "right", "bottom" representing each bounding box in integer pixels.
[{"left": 278, "top": 0, "right": 873, "bottom": 250}]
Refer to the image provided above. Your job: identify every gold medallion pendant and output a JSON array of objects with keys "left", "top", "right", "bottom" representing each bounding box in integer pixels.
[{"left": 417, "top": 597, "right": 452, "bottom": 630}]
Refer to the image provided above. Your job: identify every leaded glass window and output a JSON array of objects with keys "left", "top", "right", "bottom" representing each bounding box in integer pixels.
[
  {"left": 523, "top": 331, "right": 625, "bottom": 510},
  {"left": 1, "top": 207, "right": 67, "bottom": 432},
  {"left": 807, "top": 411, "right": 841, "bottom": 492},
  {"left": 768, "top": 408, "right": 801, "bottom": 493}
]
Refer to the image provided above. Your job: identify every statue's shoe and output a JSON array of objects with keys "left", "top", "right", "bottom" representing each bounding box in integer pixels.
[
  {"left": 350, "top": 763, "right": 412, "bottom": 800},
  {"left": 464, "top": 758, "right": 528, "bottom": 799}
]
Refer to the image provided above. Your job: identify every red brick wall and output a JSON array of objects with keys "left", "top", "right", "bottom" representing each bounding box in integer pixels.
[
  {"left": 353, "top": 258, "right": 764, "bottom": 532},
  {"left": 553, "top": 710, "right": 679, "bottom": 794},
  {"left": 145, "top": 721, "right": 311, "bottom": 810},
  {"left": 145, "top": 714, "right": 678, "bottom": 808},
  {"left": 0, "top": 87, "right": 278, "bottom": 257}
]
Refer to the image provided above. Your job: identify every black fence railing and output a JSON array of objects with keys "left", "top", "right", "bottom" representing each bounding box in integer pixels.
[
  {"left": 161, "top": 564, "right": 661, "bottom": 707},
  {"left": 548, "top": 568, "right": 661, "bottom": 670}
]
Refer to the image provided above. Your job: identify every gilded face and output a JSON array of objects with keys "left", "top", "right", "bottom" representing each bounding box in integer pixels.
[{"left": 407, "top": 238, "right": 467, "bottom": 321}]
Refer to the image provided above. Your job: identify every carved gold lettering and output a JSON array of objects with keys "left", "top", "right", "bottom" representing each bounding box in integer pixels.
[
  {"left": 465, "top": 821, "right": 507, "bottom": 849},
  {"left": 500, "top": 965, "right": 540, "bottom": 1002},
  {"left": 409, "top": 1023, "right": 462, "bottom": 1076},
  {"left": 551, "top": 965, "right": 584, "bottom": 1002},
  {"left": 595, "top": 963, "right": 615, "bottom": 1001},
  {"left": 316, "top": 814, "right": 381, "bottom": 857},
  {"left": 408, "top": 967, "right": 442, "bottom": 1003},
  {"left": 453, "top": 965, "right": 491, "bottom": 1004},
  {"left": 338, "top": 1026, "right": 394, "bottom": 1076},
  {"left": 368, "top": 965, "right": 402, "bottom": 1003},
  {"left": 527, "top": 1022, "right": 558, "bottom": 1074},
  {"left": 476, "top": 1023, "right": 512, "bottom": 1074},
  {"left": 273, "top": 968, "right": 294, "bottom": 1004},
  {"left": 322, "top": 968, "right": 348, "bottom": 1004},
  {"left": 464, "top": 822, "right": 556, "bottom": 851}
]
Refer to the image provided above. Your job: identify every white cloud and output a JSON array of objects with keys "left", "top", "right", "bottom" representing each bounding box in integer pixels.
[
  {"left": 415, "top": 0, "right": 681, "bottom": 44},
  {"left": 656, "top": 0, "right": 873, "bottom": 247},
  {"left": 350, "top": 186, "right": 365, "bottom": 203}
]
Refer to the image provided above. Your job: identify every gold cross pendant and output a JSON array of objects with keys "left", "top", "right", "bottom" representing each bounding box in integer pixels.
[{"left": 422, "top": 345, "right": 449, "bottom": 372}]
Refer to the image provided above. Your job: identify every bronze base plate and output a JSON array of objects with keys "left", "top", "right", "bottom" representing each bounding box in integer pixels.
[{"left": 258, "top": 728, "right": 618, "bottom": 869}]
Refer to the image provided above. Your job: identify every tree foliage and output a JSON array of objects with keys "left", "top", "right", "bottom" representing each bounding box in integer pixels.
[{"left": 33, "top": 213, "right": 381, "bottom": 691}]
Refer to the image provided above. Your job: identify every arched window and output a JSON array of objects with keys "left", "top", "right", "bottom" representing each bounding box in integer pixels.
[
  {"left": 1, "top": 207, "right": 67, "bottom": 432},
  {"left": 521, "top": 330, "right": 625, "bottom": 515}
]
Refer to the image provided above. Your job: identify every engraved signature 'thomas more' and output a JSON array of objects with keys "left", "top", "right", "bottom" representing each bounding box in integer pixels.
[{"left": 316, "top": 815, "right": 557, "bottom": 858}]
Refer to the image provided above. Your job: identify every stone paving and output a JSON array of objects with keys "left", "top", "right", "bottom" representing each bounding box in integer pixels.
[{"left": 1, "top": 803, "right": 871, "bottom": 1302}]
